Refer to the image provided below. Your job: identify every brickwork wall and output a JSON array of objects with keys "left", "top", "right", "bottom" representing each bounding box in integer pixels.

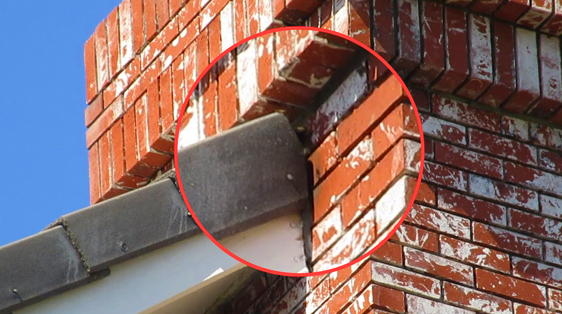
[{"left": 84, "top": 0, "right": 562, "bottom": 313}]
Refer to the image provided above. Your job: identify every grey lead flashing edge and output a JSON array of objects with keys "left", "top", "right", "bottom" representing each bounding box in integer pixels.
[{"left": 0, "top": 113, "right": 310, "bottom": 314}]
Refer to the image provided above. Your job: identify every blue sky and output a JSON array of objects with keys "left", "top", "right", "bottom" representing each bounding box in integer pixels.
[{"left": 0, "top": 1, "right": 121, "bottom": 246}]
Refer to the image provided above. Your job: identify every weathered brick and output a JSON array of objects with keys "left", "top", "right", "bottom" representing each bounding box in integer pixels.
[
  {"left": 392, "top": 223, "right": 439, "bottom": 252},
  {"left": 404, "top": 247, "right": 474, "bottom": 285},
  {"left": 88, "top": 143, "right": 101, "bottom": 204},
  {"left": 506, "top": 161, "right": 562, "bottom": 197},
  {"left": 438, "top": 188, "right": 507, "bottom": 225},
  {"left": 517, "top": 0, "right": 553, "bottom": 29},
  {"left": 406, "top": 295, "right": 474, "bottom": 313},
  {"left": 530, "top": 123, "right": 562, "bottom": 150},
  {"left": 542, "top": 0, "right": 562, "bottom": 35},
  {"left": 473, "top": 222, "right": 543, "bottom": 258},
  {"left": 372, "top": 104, "right": 419, "bottom": 159},
  {"left": 541, "top": 194, "right": 562, "bottom": 219},
  {"left": 435, "top": 141, "right": 504, "bottom": 179},
  {"left": 309, "top": 132, "right": 338, "bottom": 185},
  {"left": 529, "top": 35, "right": 562, "bottom": 118},
  {"left": 495, "top": 0, "right": 531, "bottom": 22},
  {"left": 433, "top": 7, "right": 469, "bottom": 93},
  {"left": 514, "top": 303, "right": 556, "bottom": 314},
  {"left": 440, "top": 235, "right": 510, "bottom": 273},
  {"left": 372, "top": 241, "right": 403, "bottom": 265},
  {"left": 469, "top": 174, "right": 539, "bottom": 210},
  {"left": 392, "top": 0, "right": 421, "bottom": 77},
  {"left": 512, "top": 257, "right": 562, "bottom": 289},
  {"left": 469, "top": 128, "right": 538, "bottom": 165},
  {"left": 410, "top": 1, "right": 444, "bottom": 87},
  {"left": 456, "top": 15, "right": 493, "bottom": 100},
  {"left": 423, "top": 161, "right": 468, "bottom": 192},
  {"left": 471, "top": 0, "right": 505, "bottom": 14},
  {"left": 421, "top": 114, "right": 467, "bottom": 145},
  {"left": 501, "top": 116, "right": 529, "bottom": 141},
  {"left": 312, "top": 205, "right": 342, "bottom": 261},
  {"left": 444, "top": 282, "right": 512, "bottom": 314},
  {"left": 371, "top": 262, "right": 441, "bottom": 299},
  {"left": 503, "top": 28, "right": 540, "bottom": 113},
  {"left": 510, "top": 209, "right": 562, "bottom": 242},
  {"left": 372, "top": 0, "right": 395, "bottom": 61},
  {"left": 406, "top": 204, "right": 471, "bottom": 239},
  {"left": 478, "top": 21, "right": 516, "bottom": 107},
  {"left": 433, "top": 95, "right": 501, "bottom": 132},
  {"left": 477, "top": 268, "right": 546, "bottom": 307}
]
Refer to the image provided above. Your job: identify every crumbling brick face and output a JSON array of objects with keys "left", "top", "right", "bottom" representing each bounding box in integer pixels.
[{"left": 85, "top": 0, "right": 562, "bottom": 313}]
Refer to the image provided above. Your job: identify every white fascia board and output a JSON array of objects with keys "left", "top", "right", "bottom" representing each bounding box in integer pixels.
[{"left": 15, "top": 214, "right": 307, "bottom": 314}]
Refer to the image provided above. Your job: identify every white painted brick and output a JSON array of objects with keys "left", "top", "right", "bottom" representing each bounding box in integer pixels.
[
  {"left": 407, "top": 295, "right": 476, "bottom": 314},
  {"left": 220, "top": 2, "right": 235, "bottom": 52},
  {"left": 371, "top": 262, "right": 441, "bottom": 299},
  {"left": 119, "top": 0, "right": 134, "bottom": 67},
  {"left": 515, "top": 28, "right": 540, "bottom": 96},
  {"left": 545, "top": 242, "right": 562, "bottom": 266},
  {"left": 539, "top": 34, "right": 562, "bottom": 103},
  {"left": 375, "top": 176, "right": 408, "bottom": 233},
  {"left": 422, "top": 116, "right": 467, "bottom": 145},
  {"left": 541, "top": 195, "right": 562, "bottom": 220},
  {"left": 178, "top": 92, "right": 205, "bottom": 150},
  {"left": 312, "top": 206, "right": 343, "bottom": 261},
  {"left": 404, "top": 247, "right": 474, "bottom": 285},
  {"left": 236, "top": 41, "right": 258, "bottom": 114},
  {"left": 468, "top": 14, "right": 493, "bottom": 82},
  {"left": 469, "top": 175, "right": 539, "bottom": 210}
]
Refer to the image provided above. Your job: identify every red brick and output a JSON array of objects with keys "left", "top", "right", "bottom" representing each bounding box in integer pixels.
[
  {"left": 542, "top": 1, "right": 562, "bottom": 35},
  {"left": 200, "top": 0, "right": 230, "bottom": 30},
  {"left": 433, "top": 7, "right": 469, "bottom": 94},
  {"left": 123, "top": 105, "right": 157, "bottom": 178},
  {"left": 510, "top": 209, "right": 562, "bottom": 242},
  {"left": 529, "top": 34, "right": 562, "bottom": 118},
  {"left": 309, "top": 132, "right": 338, "bottom": 185},
  {"left": 422, "top": 161, "right": 468, "bottom": 192},
  {"left": 130, "top": 0, "right": 144, "bottom": 53},
  {"left": 106, "top": 8, "right": 120, "bottom": 79},
  {"left": 404, "top": 247, "right": 474, "bottom": 285},
  {"left": 246, "top": 0, "right": 260, "bottom": 34},
  {"left": 160, "top": 67, "right": 175, "bottom": 134},
  {"left": 411, "top": 179, "right": 436, "bottom": 206},
  {"left": 147, "top": 79, "right": 173, "bottom": 153},
  {"left": 433, "top": 95, "right": 501, "bottom": 132},
  {"left": 469, "top": 174, "right": 539, "bottom": 210},
  {"left": 234, "top": 0, "right": 246, "bottom": 42},
  {"left": 109, "top": 119, "right": 126, "bottom": 188},
  {"left": 456, "top": 15, "right": 493, "bottom": 100},
  {"left": 337, "top": 76, "right": 406, "bottom": 156},
  {"left": 410, "top": 1, "right": 444, "bottom": 87},
  {"left": 550, "top": 288, "right": 562, "bottom": 311},
  {"left": 424, "top": 137, "right": 435, "bottom": 160},
  {"left": 513, "top": 257, "right": 562, "bottom": 290},
  {"left": 312, "top": 206, "right": 342, "bottom": 260},
  {"left": 172, "top": 54, "right": 185, "bottom": 121},
  {"left": 141, "top": 19, "right": 179, "bottom": 69},
  {"left": 530, "top": 123, "right": 562, "bottom": 150},
  {"left": 217, "top": 56, "right": 239, "bottom": 131},
  {"left": 348, "top": 0, "right": 370, "bottom": 46},
  {"left": 323, "top": 263, "right": 372, "bottom": 311},
  {"left": 144, "top": 0, "right": 158, "bottom": 41},
  {"left": 514, "top": 304, "right": 556, "bottom": 314},
  {"left": 372, "top": 241, "right": 403, "bottom": 265},
  {"left": 435, "top": 141, "right": 503, "bottom": 179},
  {"left": 506, "top": 161, "right": 562, "bottom": 197},
  {"left": 410, "top": 89, "right": 428, "bottom": 113},
  {"left": 372, "top": 104, "right": 419, "bottom": 159},
  {"left": 104, "top": 57, "right": 141, "bottom": 107},
  {"left": 473, "top": 222, "right": 543, "bottom": 258},
  {"left": 539, "top": 149, "right": 562, "bottom": 173},
  {"left": 94, "top": 21, "right": 109, "bottom": 91},
  {"left": 503, "top": 28, "right": 540, "bottom": 113},
  {"left": 371, "top": 284, "right": 405, "bottom": 313},
  {"left": 392, "top": 0, "right": 421, "bottom": 77},
  {"left": 184, "top": 42, "right": 197, "bottom": 93},
  {"left": 478, "top": 21, "right": 516, "bottom": 107},
  {"left": 156, "top": 0, "right": 170, "bottom": 30},
  {"left": 518, "top": 0, "right": 553, "bottom": 29},
  {"left": 257, "top": 33, "right": 276, "bottom": 95},
  {"left": 99, "top": 131, "right": 112, "bottom": 195},
  {"left": 372, "top": 0, "right": 395, "bottom": 61},
  {"left": 405, "top": 204, "right": 471, "bottom": 239},
  {"left": 421, "top": 114, "right": 467, "bottom": 146},
  {"left": 501, "top": 116, "right": 530, "bottom": 141},
  {"left": 314, "top": 137, "right": 373, "bottom": 222},
  {"left": 444, "top": 282, "right": 512, "bottom": 313},
  {"left": 438, "top": 188, "right": 507, "bottom": 225},
  {"left": 85, "top": 95, "right": 103, "bottom": 127},
  {"left": 476, "top": 268, "right": 546, "bottom": 307},
  {"left": 440, "top": 235, "right": 510, "bottom": 273},
  {"left": 208, "top": 17, "right": 222, "bottom": 62},
  {"left": 85, "top": 35, "right": 98, "bottom": 103},
  {"left": 371, "top": 262, "right": 441, "bottom": 299},
  {"left": 392, "top": 223, "right": 439, "bottom": 252},
  {"left": 177, "top": 0, "right": 199, "bottom": 30},
  {"left": 470, "top": 129, "right": 537, "bottom": 165},
  {"left": 495, "top": 0, "right": 531, "bottom": 22},
  {"left": 88, "top": 143, "right": 101, "bottom": 204},
  {"left": 118, "top": 0, "right": 136, "bottom": 67},
  {"left": 340, "top": 139, "right": 417, "bottom": 227},
  {"left": 135, "top": 94, "right": 172, "bottom": 169},
  {"left": 86, "top": 96, "right": 125, "bottom": 148},
  {"left": 202, "top": 73, "right": 218, "bottom": 137},
  {"left": 471, "top": 0, "right": 506, "bottom": 14}
]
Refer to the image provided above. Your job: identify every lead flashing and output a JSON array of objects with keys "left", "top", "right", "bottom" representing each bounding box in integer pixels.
[
  {"left": 177, "top": 113, "right": 310, "bottom": 240},
  {"left": 53, "top": 178, "right": 198, "bottom": 273}
]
